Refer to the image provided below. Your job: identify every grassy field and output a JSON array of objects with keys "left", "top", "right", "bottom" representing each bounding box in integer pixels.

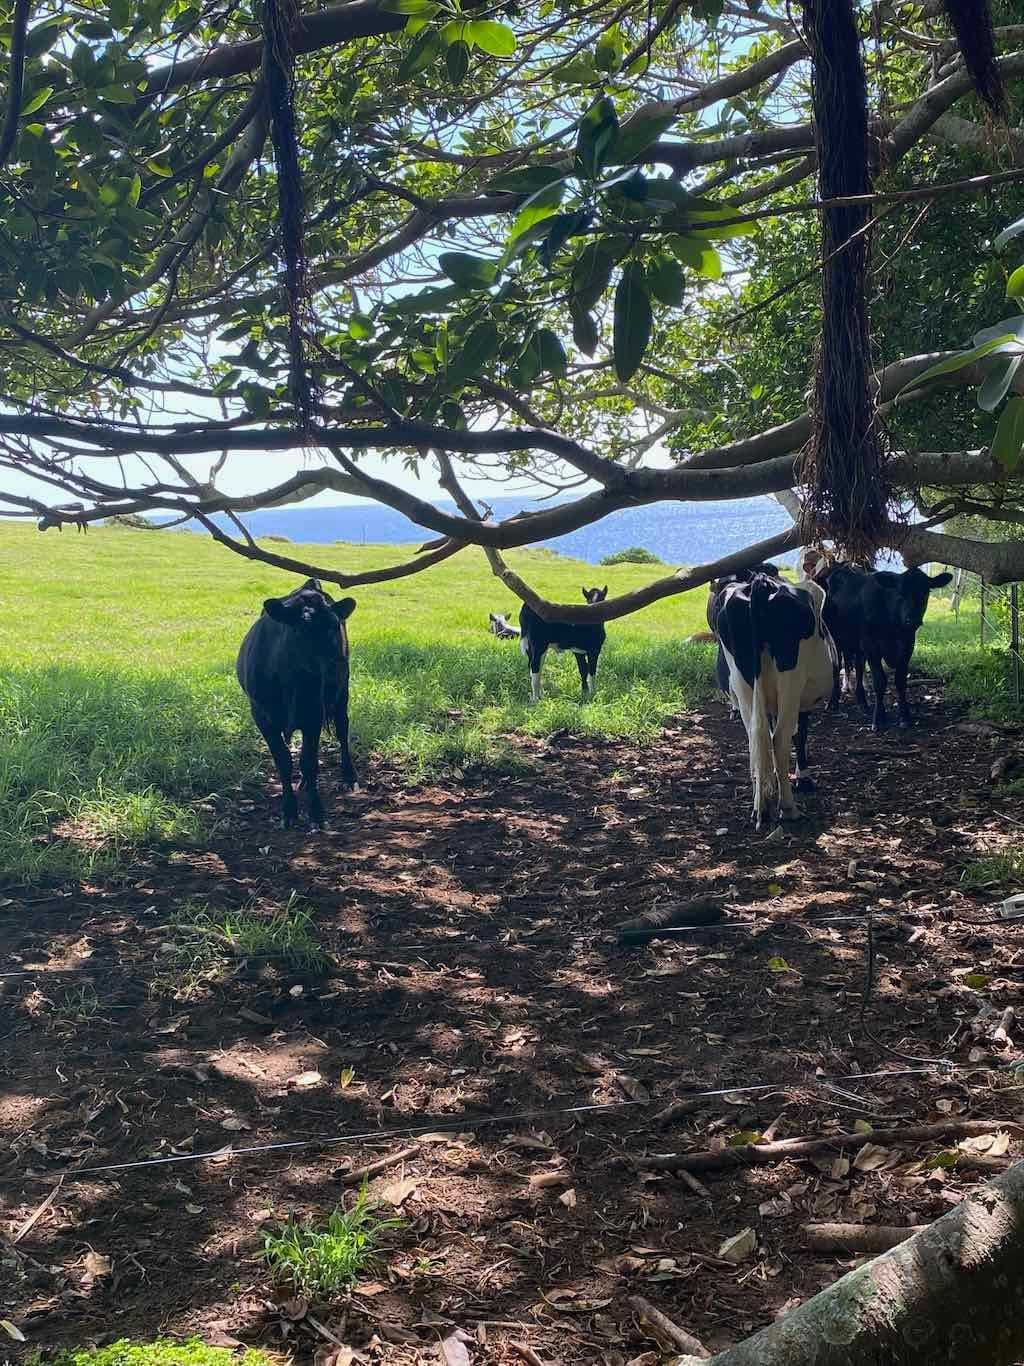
[{"left": 0, "top": 520, "right": 1012, "bottom": 885}]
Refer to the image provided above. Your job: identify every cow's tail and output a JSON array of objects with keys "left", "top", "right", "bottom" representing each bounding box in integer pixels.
[{"left": 747, "top": 574, "right": 775, "bottom": 803}]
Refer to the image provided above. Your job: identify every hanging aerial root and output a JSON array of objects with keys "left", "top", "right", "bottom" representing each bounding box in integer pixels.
[
  {"left": 797, "top": 0, "right": 891, "bottom": 564},
  {"left": 941, "top": 0, "right": 1005, "bottom": 115},
  {"left": 262, "top": 0, "right": 319, "bottom": 432}
]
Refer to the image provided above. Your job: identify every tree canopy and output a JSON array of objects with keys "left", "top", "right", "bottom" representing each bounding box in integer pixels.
[{"left": 4, "top": 0, "right": 1024, "bottom": 612}]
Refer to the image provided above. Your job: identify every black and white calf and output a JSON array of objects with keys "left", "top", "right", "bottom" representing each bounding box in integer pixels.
[
  {"left": 488, "top": 612, "right": 521, "bottom": 640},
  {"left": 709, "top": 569, "right": 835, "bottom": 829},
  {"left": 519, "top": 586, "right": 608, "bottom": 701},
  {"left": 236, "top": 578, "right": 358, "bottom": 828}
]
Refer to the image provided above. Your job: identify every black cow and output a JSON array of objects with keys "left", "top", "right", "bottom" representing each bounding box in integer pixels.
[
  {"left": 236, "top": 578, "right": 357, "bottom": 828},
  {"left": 820, "top": 564, "right": 952, "bottom": 729},
  {"left": 519, "top": 586, "right": 608, "bottom": 701},
  {"left": 709, "top": 569, "right": 835, "bottom": 828}
]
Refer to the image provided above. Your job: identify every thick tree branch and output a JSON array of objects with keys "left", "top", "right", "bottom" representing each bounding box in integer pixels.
[{"left": 0, "top": 0, "right": 31, "bottom": 169}]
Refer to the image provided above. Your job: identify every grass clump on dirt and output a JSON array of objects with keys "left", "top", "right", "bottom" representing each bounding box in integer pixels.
[
  {"left": 171, "top": 894, "right": 330, "bottom": 976},
  {"left": 961, "top": 846, "right": 1024, "bottom": 888},
  {"left": 43, "top": 1341, "right": 275, "bottom": 1366},
  {"left": 260, "top": 1188, "right": 399, "bottom": 1297}
]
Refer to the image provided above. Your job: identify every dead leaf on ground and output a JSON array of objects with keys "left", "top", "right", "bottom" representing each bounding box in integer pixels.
[
  {"left": 718, "top": 1228, "right": 756, "bottom": 1264},
  {"left": 221, "top": 1115, "right": 252, "bottom": 1131},
  {"left": 0, "top": 1321, "right": 26, "bottom": 1342},
  {"left": 287, "top": 1070, "right": 323, "bottom": 1090},
  {"left": 559, "top": 1187, "right": 577, "bottom": 1208},
  {"left": 379, "top": 1176, "right": 420, "bottom": 1207},
  {"left": 615, "top": 1073, "right": 650, "bottom": 1104},
  {"left": 82, "top": 1251, "right": 112, "bottom": 1281},
  {"left": 853, "top": 1143, "right": 890, "bottom": 1171},
  {"left": 439, "top": 1328, "right": 472, "bottom": 1366}
]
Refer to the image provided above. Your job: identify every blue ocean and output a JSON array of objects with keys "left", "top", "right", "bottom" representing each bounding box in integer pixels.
[{"left": 185, "top": 494, "right": 798, "bottom": 567}]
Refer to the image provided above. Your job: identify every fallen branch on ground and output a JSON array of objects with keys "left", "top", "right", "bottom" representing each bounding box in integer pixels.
[
  {"left": 336, "top": 1144, "right": 420, "bottom": 1184},
  {"left": 617, "top": 899, "right": 725, "bottom": 944},
  {"left": 636, "top": 1119, "right": 1024, "bottom": 1173},
  {"left": 627, "top": 1295, "right": 711, "bottom": 1358}
]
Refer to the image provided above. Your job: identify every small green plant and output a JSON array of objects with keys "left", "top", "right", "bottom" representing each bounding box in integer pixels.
[
  {"left": 962, "top": 846, "right": 1024, "bottom": 887},
  {"left": 46, "top": 1340, "right": 275, "bottom": 1366},
  {"left": 599, "top": 545, "right": 663, "bottom": 565},
  {"left": 50, "top": 983, "right": 101, "bottom": 1024},
  {"left": 260, "top": 1188, "right": 399, "bottom": 1298},
  {"left": 174, "top": 893, "right": 330, "bottom": 974}
]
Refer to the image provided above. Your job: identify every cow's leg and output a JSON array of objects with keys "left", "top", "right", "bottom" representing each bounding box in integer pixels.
[
  {"left": 853, "top": 652, "right": 869, "bottom": 714},
  {"left": 868, "top": 653, "right": 888, "bottom": 730},
  {"left": 299, "top": 723, "right": 325, "bottom": 828},
  {"left": 793, "top": 712, "right": 814, "bottom": 791},
  {"left": 575, "top": 652, "right": 590, "bottom": 701},
  {"left": 334, "top": 688, "right": 359, "bottom": 788},
  {"left": 526, "top": 642, "right": 545, "bottom": 702},
  {"left": 773, "top": 690, "right": 802, "bottom": 820},
  {"left": 254, "top": 715, "right": 298, "bottom": 827},
  {"left": 894, "top": 656, "right": 913, "bottom": 727},
  {"left": 827, "top": 659, "right": 841, "bottom": 710},
  {"left": 732, "top": 678, "right": 771, "bottom": 829}
]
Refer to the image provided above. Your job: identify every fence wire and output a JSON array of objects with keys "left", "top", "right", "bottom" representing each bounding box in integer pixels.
[{"left": 953, "top": 569, "right": 1024, "bottom": 704}]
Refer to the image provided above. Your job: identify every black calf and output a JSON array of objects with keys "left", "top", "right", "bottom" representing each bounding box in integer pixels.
[
  {"left": 821, "top": 564, "right": 952, "bottom": 729},
  {"left": 519, "top": 586, "right": 608, "bottom": 701},
  {"left": 236, "top": 578, "right": 358, "bottom": 827}
]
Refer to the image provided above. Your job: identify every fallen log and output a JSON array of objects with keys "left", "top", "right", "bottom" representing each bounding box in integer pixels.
[
  {"left": 669, "top": 1155, "right": 1024, "bottom": 1366},
  {"left": 636, "top": 1119, "right": 1024, "bottom": 1173},
  {"left": 800, "top": 1222, "right": 927, "bottom": 1254}
]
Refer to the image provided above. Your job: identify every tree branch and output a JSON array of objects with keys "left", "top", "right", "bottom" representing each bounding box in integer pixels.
[{"left": 0, "top": 0, "right": 31, "bottom": 169}]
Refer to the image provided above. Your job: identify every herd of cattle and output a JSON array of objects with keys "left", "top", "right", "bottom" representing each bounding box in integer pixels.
[{"left": 235, "top": 552, "right": 951, "bottom": 830}]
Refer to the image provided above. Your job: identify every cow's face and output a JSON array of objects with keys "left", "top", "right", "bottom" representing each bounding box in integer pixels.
[
  {"left": 582, "top": 586, "right": 608, "bottom": 604},
  {"left": 263, "top": 587, "right": 357, "bottom": 648},
  {"left": 897, "top": 568, "right": 952, "bottom": 631}
]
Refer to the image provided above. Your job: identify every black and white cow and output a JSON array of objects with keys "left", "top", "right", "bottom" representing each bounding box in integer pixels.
[
  {"left": 818, "top": 563, "right": 952, "bottom": 729},
  {"left": 519, "top": 586, "right": 608, "bottom": 702},
  {"left": 236, "top": 578, "right": 357, "bottom": 828},
  {"left": 709, "top": 569, "right": 835, "bottom": 829}
]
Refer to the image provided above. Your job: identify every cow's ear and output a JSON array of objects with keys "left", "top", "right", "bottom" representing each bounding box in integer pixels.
[
  {"left": 263, "top": 597, "right": 299, "bottom": 623},
  {"left": 332, "top": 597, "right": 357, "bottom": 622},
  {"left": 600, "top": 585, "right": 608, "bottom": 599},
  {"left": 300, "top": 577, "right": 322, "bottom": 593},
  {"left": 928, "top": 571, "right": 953, "bottom": 589}
]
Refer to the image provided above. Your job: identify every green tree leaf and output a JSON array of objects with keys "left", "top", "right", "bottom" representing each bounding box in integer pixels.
[
  {"left": 1006, "top": 266, "right": 1024, "bottom": 300},
  {"left": 613, "top": 265, "right": 652, "bottom": 381},
  {"left": 899, "top": 335, "right": 1024, "bottom": 393},
  {"left": 667, "top": 234, "right": 722, "bottom": 280},
  {"left": 992, "top": 395, "right": 1024, "bottom": 470},
  {"left": 571, "top": 303, "right": 599, "bottom": 356},
  {"left": 534, "top": 327, "right": 567, "bottom": 377},
  {"left": 979, "top": 355, "right": 1022, "bottom": 412},
  {"left": 608, "top": 108, "right": 676, "bottom": 165},
  {"left": 397, "top": 27, "right": 442, "bottom": 80},
  {"left": 468, "top": 20, "right": 516, "bottom": 56},
  {"left": 20, "top": 87, "right": 54, "bottom": 117},
  {"left": 437, "top": 251, "right": 497, "bottom": 289},
  {"left": 576, "top": 96, "right": 619, "bottom": 180},
  {"left": 646, "top": 256, "right": 685, "bottom": 307},
  {"left": 446, "top": 40, "right": 470, "bottom": 82},
  {"left": 348, "top": 313, "right": 375, "bottom": 340},
  {"left": 487, "top": 165, "right": 569, "bottom": 195}
]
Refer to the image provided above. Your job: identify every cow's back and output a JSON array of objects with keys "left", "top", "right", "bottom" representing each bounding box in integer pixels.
[{"left": 237, "top": 614, "right": 329, "bottom": 737}]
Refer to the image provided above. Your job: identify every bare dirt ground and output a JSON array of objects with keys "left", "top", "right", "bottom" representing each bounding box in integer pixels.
[{"left": 4, "top": 676, "right": 1024, "bottom": 1364}]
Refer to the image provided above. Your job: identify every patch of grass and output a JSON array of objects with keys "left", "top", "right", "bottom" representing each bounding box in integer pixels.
[
  {"left": 961, "top": 846, "right": 1024, "bottom": 888},
  {"left": 260, "top": 1188, "right": 399, "bottom": 1297},
  {"left": 172, "top": 894, "right": 330, "bottom": 975},
  {"left": 49, "top": 983, "right": 101, "bottom": 1025},
  {"left": 599, "top": 545, "right": 663, "bottom": 565},
  {"left": 44, "top": 1341, "right": 275, "bottom": 1366}
]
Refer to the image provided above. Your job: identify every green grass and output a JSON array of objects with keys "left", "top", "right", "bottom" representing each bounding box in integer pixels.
[
  {"left": 173, "top": 894, "right": 330, "bottom": 974},
  {"left": 0, "top": 520, "right": 1011, "bottom": 884},
  {"left": 42, "top": 1342, "right": 275, "bottom": 1366},
  {"left": 961, "top": 846, "right": 1024, "bottom": 888},
  {"left": 260, "top": 1188, "right": 399, "bottom": 1297}
]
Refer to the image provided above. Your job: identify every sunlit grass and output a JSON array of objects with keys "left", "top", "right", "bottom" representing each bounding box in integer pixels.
[
  {"left": 0, "top": 521, "right": 1005, "bottom": 883},
  {"left": 260, "top": 1188, "right": 399, "bottom": 1297}
]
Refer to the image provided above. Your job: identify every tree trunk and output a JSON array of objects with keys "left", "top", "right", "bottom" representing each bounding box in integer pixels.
[{"left": 674, "top": 1157, "right": 1024, "bottom": 1366}]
